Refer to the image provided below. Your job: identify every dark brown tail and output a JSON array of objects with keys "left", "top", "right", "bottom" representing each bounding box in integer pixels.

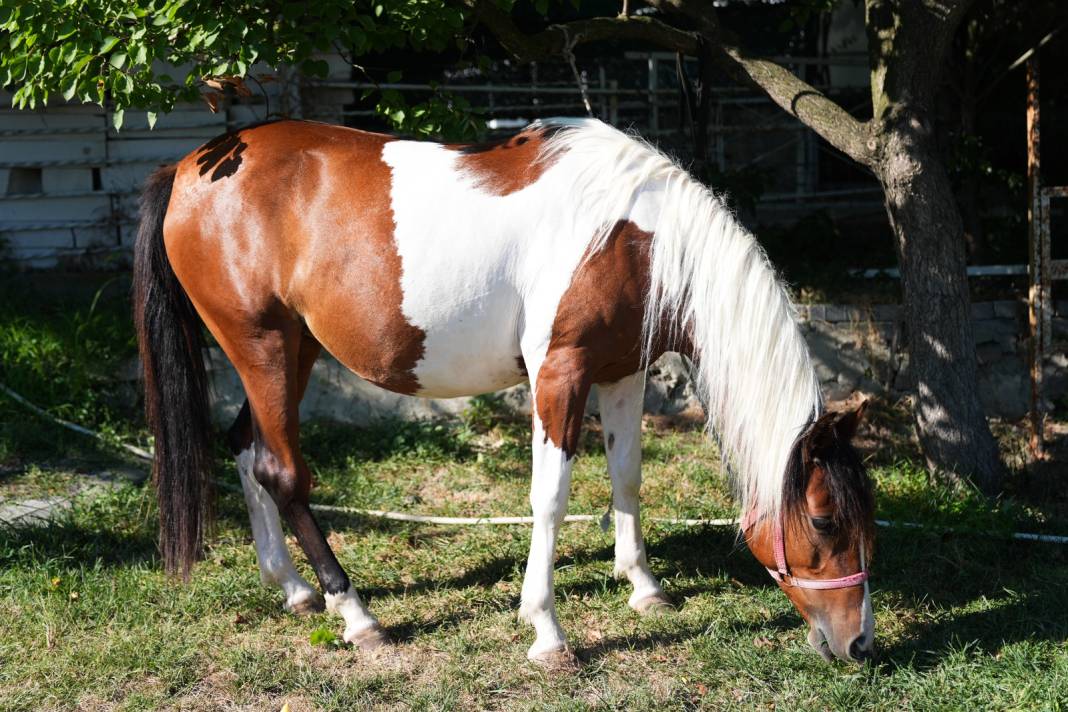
[{"left": 132, "top": 164, "right": 214, "bottom": 579}]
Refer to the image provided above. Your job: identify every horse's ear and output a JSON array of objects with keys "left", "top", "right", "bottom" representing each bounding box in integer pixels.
[
  {"left": 801, "top": 412, "right": 838, "bottom": 459},
  {"left": 832, "top": 396, "right": 869, "bottom": 443},
  {"left": 802, "top": 396, "right": 869, "bottom": 459}
]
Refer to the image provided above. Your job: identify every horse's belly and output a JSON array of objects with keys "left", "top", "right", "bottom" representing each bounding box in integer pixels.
[{"left": 407, "top": 293, "right": 526, "bottom": 398}]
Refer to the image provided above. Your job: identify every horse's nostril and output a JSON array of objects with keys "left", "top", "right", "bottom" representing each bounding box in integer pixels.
[{"left": 848, "top": 635, "right": 872, "bottom": 662}]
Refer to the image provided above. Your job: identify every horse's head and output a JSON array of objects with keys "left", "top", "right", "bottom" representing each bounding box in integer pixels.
[{"left": 744, "top": 400, "right": 875, "bottom": 663}]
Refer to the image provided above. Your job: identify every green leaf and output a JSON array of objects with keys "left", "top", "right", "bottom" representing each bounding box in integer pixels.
[
  {"left": 72, "top": 54, "right": 93, "bottom": 73},
  {"left": 146, "top": 111, "right": 157, "bottom": 129},
  {"left": 386, "top": 70, "right": 402, "bottom": 83},
  {"left": 309, "top": 627, "right": 337, "bottom": 646},
  {"left": 112, "top": 107, "right": 124, "bottom": 131},
  {"left": 61, "top": 75, "right": 78, "bottom": 101},
  {"left": 99, "top": 36, "right": 120, "bottom": 54},
  {"left": 109, "top": 52, "right": 127, "bottom": 69}
]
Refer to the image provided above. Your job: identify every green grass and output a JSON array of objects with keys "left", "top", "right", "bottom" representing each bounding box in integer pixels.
[
  {"left": 1, "top": 414, "right": 1067, "bottom": 711},
  {"left": 1, "top": 273, "right": 1067, "bottom": 710}
]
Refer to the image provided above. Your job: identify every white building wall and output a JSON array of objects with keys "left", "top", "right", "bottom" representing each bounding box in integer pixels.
[{"left": 0, "top": 55, "right": 353, "bottom": 267}]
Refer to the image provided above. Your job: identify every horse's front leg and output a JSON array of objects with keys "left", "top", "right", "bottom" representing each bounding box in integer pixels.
[
  {"left": 598, "top": 371, "right": 671, "bottom": 614},
  {"left": 519, "top": 351, "right": 589, "bottom": 666}
]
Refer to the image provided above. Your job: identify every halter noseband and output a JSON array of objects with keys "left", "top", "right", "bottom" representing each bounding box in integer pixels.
[{"left": 742, "top": 510, "right": 868, "bottom": 590}]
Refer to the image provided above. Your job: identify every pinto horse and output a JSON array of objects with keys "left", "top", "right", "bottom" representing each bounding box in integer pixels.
[{"left": 133, "top": 117, "right": 875, "bottom": 665}]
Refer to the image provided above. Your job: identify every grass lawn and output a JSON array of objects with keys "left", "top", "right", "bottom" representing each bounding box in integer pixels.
[{"left": 1, "top": 273, "right": 1067, "bottom": 710}]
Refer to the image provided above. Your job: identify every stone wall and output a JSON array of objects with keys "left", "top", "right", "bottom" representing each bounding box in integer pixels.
[{"left": 200, "top": 300, "right": 1068, "bottom": 426}]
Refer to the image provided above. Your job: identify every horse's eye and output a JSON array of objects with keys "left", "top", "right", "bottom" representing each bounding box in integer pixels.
[{"left": 811, "top": 516, "right": 836, "bottom": 534}]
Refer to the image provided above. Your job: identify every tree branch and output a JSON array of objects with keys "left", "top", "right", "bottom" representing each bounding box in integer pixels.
[
  {"left": 645, "top": 0, "right": 874, "bottom": 165},
  {"left": 462, "top": 0, "right": 697, "bottom": 62},
  {"left": 716, "top": 47, "right": 874, "bottom": 165},
  {"left": 464, "top": 0, "right": 875, "bottom": 166}
]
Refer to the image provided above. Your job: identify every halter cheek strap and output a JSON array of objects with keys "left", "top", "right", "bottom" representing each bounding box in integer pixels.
[{"left": 742, "top": 510, "right": 869, "bottom": 590}]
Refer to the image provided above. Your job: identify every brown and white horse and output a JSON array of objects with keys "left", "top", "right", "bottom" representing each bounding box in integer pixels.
[{"left": 133, "top": 118, "right": 875, "bottom": 665}]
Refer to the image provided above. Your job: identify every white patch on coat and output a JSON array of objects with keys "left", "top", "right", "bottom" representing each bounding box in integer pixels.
[{"left": 381, "top": 134, "right": 661, "bottom": 398}]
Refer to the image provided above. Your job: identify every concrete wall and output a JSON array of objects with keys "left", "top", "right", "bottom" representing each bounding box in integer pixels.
[
  {"left": 798, "top": 300, "right": 1068, "bottom": 418},
  {"left": 195, "top": 300, "right": 1068, "bottom": 426}
]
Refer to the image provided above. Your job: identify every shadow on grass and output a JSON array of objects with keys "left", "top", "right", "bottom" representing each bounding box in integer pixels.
[
  {"left": 336, "top": 518, "right": 1068, "bottom": 668},
  {"left": 0, "top": 519, "right": 158, "bottom": 569}
]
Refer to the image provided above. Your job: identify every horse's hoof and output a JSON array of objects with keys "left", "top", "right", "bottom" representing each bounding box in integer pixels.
[
  {"left": 346, "top": 624, "right": 391, "bottom": 650},
  {"left": 285, "top": 591, "right": 325, "bottom": 616},
  {"left": 632, "top": 593, "right": 675, "bottom": 616},
  {"left": 529, "top": 646, "right": 582, "bottom": 672}
]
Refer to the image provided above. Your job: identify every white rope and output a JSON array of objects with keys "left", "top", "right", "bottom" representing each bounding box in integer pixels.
[
  {"left": 3, "top": 381, "right": 1068, "bottom": 543},
  {"left": 0, "top": 383, "right": 154, "bottom": 461}
]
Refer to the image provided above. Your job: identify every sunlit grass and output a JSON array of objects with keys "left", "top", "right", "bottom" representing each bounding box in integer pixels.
[{"left": 1, "top": 414, "right": 1066, "bottom": 711}]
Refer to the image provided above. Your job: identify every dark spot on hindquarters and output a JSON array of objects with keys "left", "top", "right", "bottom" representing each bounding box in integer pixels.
[
  {"left": 196, "top": 132, "right": 248, "bottom": 181},
  {"left": 211, "top": 141, "right": 246, "bottom": 181},
  {"left": 607, "top": 432, "right": 615, "bottom": 450},
  {"left": 194, "top": 120, "right": 279, "bottom": 182},
  {"left": 516, "top": 355, "right": 528, "bottom": 377},
  {"left": 455, "top": 129, "right": 539, "bottom": 155}
]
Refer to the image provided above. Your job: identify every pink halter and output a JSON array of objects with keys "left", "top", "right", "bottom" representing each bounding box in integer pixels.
[{"left": 742, "top": 510, "right": 868, "bottom": 590}]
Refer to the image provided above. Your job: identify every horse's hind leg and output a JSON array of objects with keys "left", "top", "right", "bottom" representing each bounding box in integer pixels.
[
  {"left": 220, "top": 318, "right": 386, "bottom": 647},
  {"left": 227, "top": 335, "right": 324, "bottom": 614},
  {"left": 598, "top": 371, "right": 671, "bottom": 614}
]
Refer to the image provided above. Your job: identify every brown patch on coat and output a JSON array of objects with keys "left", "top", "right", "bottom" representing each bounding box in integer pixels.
[
  {"left": 535, "top": 221, "right": 668, "bottom": 457},
  {"left": 163, "top": 120, "right": 426, "bottom": 396},
  {"left": 450, "top": 127, "right": 556, "bottom": 196}
]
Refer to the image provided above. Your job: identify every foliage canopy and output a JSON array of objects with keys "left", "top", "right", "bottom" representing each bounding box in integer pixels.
[{"left": 0, "top": 0, "right": 479, "bottom": 134}]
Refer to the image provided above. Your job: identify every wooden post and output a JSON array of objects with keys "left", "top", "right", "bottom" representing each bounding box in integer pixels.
[{"left": 1026, "top": 55, "right": 1047, "bottom": 458}]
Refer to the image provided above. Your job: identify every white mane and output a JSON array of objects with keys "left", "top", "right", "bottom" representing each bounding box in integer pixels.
[{"left": 538, "top": 117, "right": 822, "bottom": 522}]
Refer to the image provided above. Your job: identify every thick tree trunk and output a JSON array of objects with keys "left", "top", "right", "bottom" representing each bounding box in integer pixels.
[{"left": 876, "top": 116, "right": 1004, "bottom": 493}]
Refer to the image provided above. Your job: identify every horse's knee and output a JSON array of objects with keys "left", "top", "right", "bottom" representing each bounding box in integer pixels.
[{"left": 252, "top": 446, "right": 307, "bottom": 508}]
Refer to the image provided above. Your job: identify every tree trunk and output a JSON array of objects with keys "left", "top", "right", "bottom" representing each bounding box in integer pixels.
[{"left": 876, "top": 114, "right": 1004, "bottom": 493}]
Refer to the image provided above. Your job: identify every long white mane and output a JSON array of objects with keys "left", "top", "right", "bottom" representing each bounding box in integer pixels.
[{"left": 539, "top": 118, "right": 822, "bottom": 522}]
